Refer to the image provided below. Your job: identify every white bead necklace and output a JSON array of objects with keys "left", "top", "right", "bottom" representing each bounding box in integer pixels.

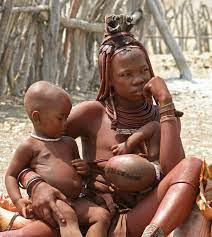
[{"left": 30, "top": 133, "right": 62, "bottom": 142}]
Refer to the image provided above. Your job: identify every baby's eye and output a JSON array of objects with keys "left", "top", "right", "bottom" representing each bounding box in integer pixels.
[{"left": 57, "top": 117, "right": 63, "bottom": 121}]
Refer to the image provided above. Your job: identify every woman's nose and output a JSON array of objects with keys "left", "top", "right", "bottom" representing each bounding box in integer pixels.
[{"left": 132, "top": 75, "right": 145, "bottom": 85}]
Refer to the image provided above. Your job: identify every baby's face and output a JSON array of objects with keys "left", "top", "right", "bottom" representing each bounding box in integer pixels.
[{"left": 38, "top": 96, "right": 72, "bottom": 139}]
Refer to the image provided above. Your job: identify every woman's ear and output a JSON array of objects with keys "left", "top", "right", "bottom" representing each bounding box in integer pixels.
[{"left": 31, "top": 111, "right": 40, "bottom": 124}]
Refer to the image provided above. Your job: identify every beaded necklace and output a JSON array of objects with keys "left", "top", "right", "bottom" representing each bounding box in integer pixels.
[
  {"left": 30, "top": 133, "right": 62, "bottom": 142},
  {"left": 105, "top": 100, "right": 159, "bottom": 135}
]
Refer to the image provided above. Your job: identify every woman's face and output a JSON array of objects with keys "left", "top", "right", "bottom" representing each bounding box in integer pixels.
[{"left": 110, "top": 47, "right": 151, "bottom": 103}]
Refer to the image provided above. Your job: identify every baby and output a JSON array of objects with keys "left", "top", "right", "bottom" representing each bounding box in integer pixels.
[{"left": 5, "top": 81, "right": 111, "bottom": 237}]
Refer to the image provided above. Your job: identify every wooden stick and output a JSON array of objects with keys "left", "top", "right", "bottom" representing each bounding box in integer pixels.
[
  {"left": 0, "top": 5, "right": 104, "bottom": 32},
  {"left": 60, "top": 17, "right": 104, "bottom": 32},
  {"left": 0, "top": 5, "right": 49, "bottom": 13},
  {"left": 64, "top": 0, "right": 82, "bottom": 56}
]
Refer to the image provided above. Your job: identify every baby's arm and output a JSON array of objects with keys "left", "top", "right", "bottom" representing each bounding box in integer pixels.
[
  {"left": 5, "top": 140, "right": 34, "bottom": 218},
  {"left": 112, "top": 121, "right": 160, "bottom": 160},
  {"left": 68, "top": 138, "right": 88, "bottom": 176}
]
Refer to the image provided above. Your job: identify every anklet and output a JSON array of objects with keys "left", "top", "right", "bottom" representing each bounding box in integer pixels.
[
  {"left": 30, "top": 133, "right": 62, "bottom": 142},
  {"left": 141, "top": 224, "right": 165, "bottom": 237},
  {"left": 7, "top": 212, "right": 21, "bottom": 231}
]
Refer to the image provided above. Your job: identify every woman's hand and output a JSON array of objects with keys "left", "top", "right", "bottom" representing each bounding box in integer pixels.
[
  {"left": 71, "top": 159, "right": 88, "bottom": 176},
  {"left": 144, "top": 76, "right": 172, "bottom": 106},
  {"left": 31, "top": 182, "right": 68, "bottom": 226}
]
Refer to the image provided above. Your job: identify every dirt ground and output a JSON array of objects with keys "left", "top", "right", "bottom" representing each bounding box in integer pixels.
[{"left": 0, "top": 52, "right": 211, "bottom": 194}]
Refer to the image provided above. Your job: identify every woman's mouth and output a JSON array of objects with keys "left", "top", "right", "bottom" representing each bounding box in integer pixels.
[{"left": 132, "top": 90, "right": 143, "bottom": 95}]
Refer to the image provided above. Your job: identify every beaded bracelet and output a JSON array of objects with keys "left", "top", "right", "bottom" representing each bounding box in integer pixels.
[
  {"left": 160, "top": 114, "right": 177, "bottom": 123},
  {"left": 28, "top": 180, "right": 44, "bottom": 197},
  {"left": 159, "top": 102, "right": 175, "bottom": 115},
  {"left": 160, "top": 114, "right": 176, "bottom": 123},
  {"left": 26, "top": 175, "right": 45, "bottom": 197},
  {"left": 159, "top": 102, "right": 184, "bottom": 118},
  {"left": 17, "top": 168, "right": 32, "bottom": 189}
]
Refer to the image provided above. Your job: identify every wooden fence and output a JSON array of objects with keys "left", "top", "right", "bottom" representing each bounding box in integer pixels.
[{"left": 0, "top": 0, "right": 211, "bottom": 96}]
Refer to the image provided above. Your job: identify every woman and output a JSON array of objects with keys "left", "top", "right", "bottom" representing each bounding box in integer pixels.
[{"left": 0, "top": 15, "right": 202, "bottom": 237}]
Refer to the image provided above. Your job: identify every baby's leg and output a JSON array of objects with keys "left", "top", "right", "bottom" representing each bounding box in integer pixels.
[
  {"left": 74, "top": 198, "right": 111, "bottom": 237},
  {"left": 54, "top": 199, "right": 83, "bottom": 237}
]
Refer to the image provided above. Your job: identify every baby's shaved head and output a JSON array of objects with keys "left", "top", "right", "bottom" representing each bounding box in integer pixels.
[{"left": 24, "top": 81, "right": 71, "bottom": 120}]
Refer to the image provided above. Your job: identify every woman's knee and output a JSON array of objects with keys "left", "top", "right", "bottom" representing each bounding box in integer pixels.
[
  {"left": 171, "top": 157, "right": 202, "bottom": 188},
  {"left": 181, "top": 156, "right": 202, "bottom": 171}
]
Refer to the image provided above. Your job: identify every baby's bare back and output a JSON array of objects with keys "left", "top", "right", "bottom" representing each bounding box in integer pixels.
[{"left": 29, "top": 137, "right": 82, "bottom": 198}]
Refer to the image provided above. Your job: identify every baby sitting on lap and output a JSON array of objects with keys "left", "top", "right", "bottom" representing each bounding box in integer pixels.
[{"left": 5, "top": 81, "right": 111, "bottom": 237}]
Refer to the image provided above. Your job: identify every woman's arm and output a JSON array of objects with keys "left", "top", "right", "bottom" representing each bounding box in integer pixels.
[{"left": 144, "top": 76, "right": 185, "bottom": 174}]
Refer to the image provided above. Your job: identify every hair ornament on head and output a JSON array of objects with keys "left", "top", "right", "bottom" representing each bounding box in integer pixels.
[{"left": 105, "top": 14, "right": 134, "bottom": 36}]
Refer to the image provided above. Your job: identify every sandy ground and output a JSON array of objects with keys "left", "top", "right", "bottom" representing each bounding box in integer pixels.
[{"left": 0, "top": 53, "right": 211, "bottom": 194}]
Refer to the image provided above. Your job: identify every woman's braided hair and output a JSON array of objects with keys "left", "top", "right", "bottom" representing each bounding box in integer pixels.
[{"left": 96, "top": 14, "right": 154, "bottom": 101}]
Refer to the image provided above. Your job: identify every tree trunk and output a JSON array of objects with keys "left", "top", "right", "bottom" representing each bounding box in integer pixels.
[
  {"left": 146, "top": 0, "right": 192, "bottom": 80},
  {"left": 41, "top": 0, "right": 60, "bottom": 83}
]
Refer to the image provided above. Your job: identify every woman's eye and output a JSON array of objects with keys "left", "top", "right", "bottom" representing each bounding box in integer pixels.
[
  {"left": 140, "top": 67, "right": 149, "bottom": 72},
  {"left": 143, "top": 68, "right": 149, "bottom": 73},
  {"left": 120, "top": 72, "right": 130, "bottom": 77}
]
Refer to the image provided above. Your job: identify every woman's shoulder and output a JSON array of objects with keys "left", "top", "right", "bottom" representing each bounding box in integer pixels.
[
  {"left": 67, "top": 100, "right": 106, "bottom": 138},
  {"left": 72, "top": 100, "right": 105, "bottom": 116}
]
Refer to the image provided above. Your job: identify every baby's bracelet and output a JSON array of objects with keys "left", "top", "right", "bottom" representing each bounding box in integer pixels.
[
  {"left": 17, "top": 168, "right": 32, "bottom": 189},
  {"left": 26, "top": 175, "right": 45, "bottom": 197}
]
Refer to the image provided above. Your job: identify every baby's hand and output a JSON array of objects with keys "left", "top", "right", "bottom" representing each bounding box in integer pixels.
[
  {"left": 111, "top": 142, "right": 131, "bottom": 155},
  {"left": 71, "top": 159, "right": 88, "bottom": 176},
  {"left": 15, "top": 198, "right": 34, "bottom": 219}
]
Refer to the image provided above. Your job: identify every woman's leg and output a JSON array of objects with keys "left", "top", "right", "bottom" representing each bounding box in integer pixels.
[
  {"left": 126, "top": 157, "right": 202, "bottom": 237},
  {"left": 0, "top": 206, "right": 31, "bottom": 231},
  {"left": 0, "top": 220, "right": 59, "bottom": 237},
  {"left": 0, "top": 206, "right": 59, "bottom": 237}
]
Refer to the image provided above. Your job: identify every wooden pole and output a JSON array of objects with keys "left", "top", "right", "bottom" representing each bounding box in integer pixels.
[
  {"left": 146, "top": 0, "right": 192, "bottom": 80},
  {"left": 0, "top": 5, "right": 49, "bottom": 13}
]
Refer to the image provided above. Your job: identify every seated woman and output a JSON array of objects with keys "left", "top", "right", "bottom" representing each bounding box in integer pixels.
[{"left": 0, "top": 15, "right": 202, "bottom": 237}]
